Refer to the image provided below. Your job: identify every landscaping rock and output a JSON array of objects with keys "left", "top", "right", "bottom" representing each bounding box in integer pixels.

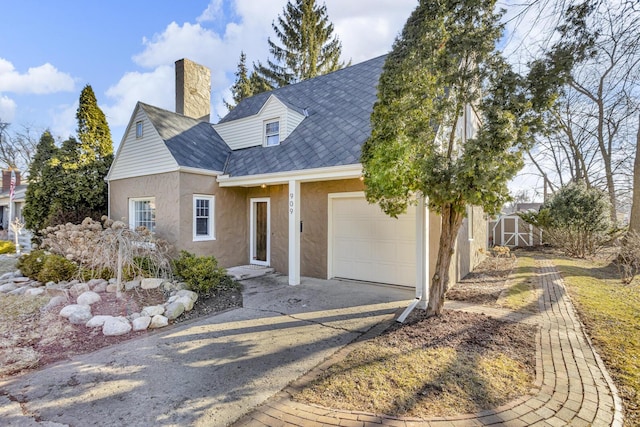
[
  {"left": 8, "top": 286, "right": 28, "bottom": 295},
  {"left": 176, "top": 290, "right": 198, "bottom": 304},
  {"left": 0, "top": 282, "right": 17, "bottom": 293},
  {"left": 44, "top": 295, "right": 69, "bottom": 311},
  {"left": 60, "top": 304, "right": 91, "bottom": 319},
  {"left": 164, "top": 301, "right": 185, "bottom": 320},
  {"left": 106, "top": 283, "right": 118, "bottom": 293},
  {"left": 87, "top": 278, "right": 106, "bottom": 288},
  {"left": 141, "top": 305, "right": 164, "bottom": 317},
  {"left": 141, "top": 278, "right": 163, "bottom": 289},
  {"left": 68, "top": 307, "right": 93, "bottom": 325},
  {"left": 176, "top": 295, "right": 195, "bottom": 311},
  {"left": 92, "top": 281, "right": 108, "bottom": 293},
  {"left": 103, "top": 316, "right": 131, "bottom": 336},
  {"left": 149, "top": 314, "right": 168, "bottom": 329},
  {"left": 132, "top": 316, "right": 151, "bottom": 331},
  {"left": 124, "top": 280, "right": 140, "bottom": 290},
  {"left": 69, "top": 283, "right": 90, "bottom": 298},
  {"left": 24, "top": 288, "right": 45, "bottom": 296},
  {"left": 0, "top": 271, "right": 14, "bottom": 280},
  {"left": 12, "top": 277, "right": 30, "bottom": 283},
  {"left": 77, "top": 291, "right": 101, "bottom": 306},
  {"left": 86, "top": 315, "right": 114, "bottom": 328}
]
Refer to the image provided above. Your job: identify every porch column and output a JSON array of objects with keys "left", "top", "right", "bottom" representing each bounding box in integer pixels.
[
  {"left": 416, "top": 196, "right": 429, "bottom": 310},
  {"left": 288, "top": 179, "right": 301, "bottom": 286}
]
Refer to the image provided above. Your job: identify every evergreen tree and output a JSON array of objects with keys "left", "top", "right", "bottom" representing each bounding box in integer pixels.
[
  {"left": 76, "top": 84, "right": 113, "bottom": 163},
  {"left": 23, "top": 131, "right": 58, "bottom": 232},
  {"left": 361, "top": 0, "right": 537, "bottom": 316},
  {"left": 255, "top": 0, "right": 347, "bottom": 88},
  {"left": 24, "top": 86, "right": 114, "bottom": 231},
  {"left": 225, "top": 52, "right": 255, "bottom": 110}
]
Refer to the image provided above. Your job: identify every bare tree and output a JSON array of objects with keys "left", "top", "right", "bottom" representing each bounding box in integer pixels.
[
  {"left": 0, "top": 119, "right": 39, "bottom": 173},
  {"left": 524, "top": 1, "right": 640, "bottom": 223}
]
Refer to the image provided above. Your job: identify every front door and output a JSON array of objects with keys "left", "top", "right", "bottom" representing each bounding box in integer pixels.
[{"left": 250, "top": 198, "right": 270, "bottom": 266}]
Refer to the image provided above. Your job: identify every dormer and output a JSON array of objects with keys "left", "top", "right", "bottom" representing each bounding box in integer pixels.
[{"left": 214, "top": 94, "right": 306, "bottom": 150}]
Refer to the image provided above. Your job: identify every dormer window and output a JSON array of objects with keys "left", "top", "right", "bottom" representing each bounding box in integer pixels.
[{"left": 265, "top": 120, "right": 280, "bottom": 146}]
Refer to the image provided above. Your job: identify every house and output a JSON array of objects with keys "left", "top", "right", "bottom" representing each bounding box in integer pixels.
[
  {"left": 0, "top": 170, "right": 32, "bottom": 250},
  {"left": 107, "top": 57, "right": 487, "bottom": 290}
]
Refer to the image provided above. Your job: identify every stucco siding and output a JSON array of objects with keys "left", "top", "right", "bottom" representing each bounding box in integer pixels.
[
  {"left": 109, "top": 108, "right": 178, "bottom": 180},
  {"left": 110, "top": 171, "right": 248, "bottom": 268},
  {"left": 109, "top": 172, "right": 181, "bottom": 245},
  {"left": 176, "top": 172, "right": 248, "bottom": 267}
]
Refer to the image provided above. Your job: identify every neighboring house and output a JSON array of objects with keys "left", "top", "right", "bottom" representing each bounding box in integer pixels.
[
  {"left": 108, "top": 57, "right": 487, "bottom": 289},
  {"left": 0, "top": 170, "right": 32, "bottom": 250}
]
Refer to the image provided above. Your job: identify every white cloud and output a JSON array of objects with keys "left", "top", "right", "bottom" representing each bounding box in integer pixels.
[
  {"left": 0, "top": 58, "right": 75, "bottom": 94},
  {"left": 103, "top": 65, "right": 175, "bottom": 128},
  {"left": 50, "top": 102, "right": 78, "bottom": 140},
  {"left": 325, "top": 0, "right": 416, "bottom": 63},
  {"left": 104, "top": 0, "right": 417, "bottom": 136},
  {"left": 0, "top": 95, "right": 17, "bottom": 122},
  {"left": 197, "top": 0, "right": 223, "bottom": 23}
]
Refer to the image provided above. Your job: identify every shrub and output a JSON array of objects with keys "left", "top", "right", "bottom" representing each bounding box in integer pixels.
[
  {"left": 36, "top": 254, "right": 78, "bottom": 283},
  {"left": 0, "top": 241, "right": 15, "bottom": 254},
  {"left": 172, "top": 251, "right": 228, "bottom": 296},
  {"left": 40, "top": 216, "right": 173, "bottom": 288},
  {"left": 519, "top": 182, "right": 614, "bottom": 257},
  {"left": 16, "top": 250, "right": 49, "bottom": 279}
]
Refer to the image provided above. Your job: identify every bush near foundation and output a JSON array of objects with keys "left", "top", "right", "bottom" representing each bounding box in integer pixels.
[{"left": 172, "top": 251, "right": 229, "bottom": 296}]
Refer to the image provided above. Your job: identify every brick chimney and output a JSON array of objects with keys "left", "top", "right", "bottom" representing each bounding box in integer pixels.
[
  {"left": 2, "top": 170, "right": 20, "bottom": 193},
  {"left": 175, "top": 58, "right": 211, "bottom": 122}
]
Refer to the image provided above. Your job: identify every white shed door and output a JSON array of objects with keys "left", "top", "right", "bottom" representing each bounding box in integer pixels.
[{"left": 331, "top": 196, "right": 416, "bottom": 287}]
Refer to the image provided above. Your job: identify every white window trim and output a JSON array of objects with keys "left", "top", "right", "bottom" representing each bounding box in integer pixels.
[
  {"left": 264, "top": 119, "right": 280, "bottom": 147},
  {"left": 193, "top": 195, "right": 215, "bottom": 241},
  {"left": 129, "top": 197, "right": 156, "bottom": 232}
]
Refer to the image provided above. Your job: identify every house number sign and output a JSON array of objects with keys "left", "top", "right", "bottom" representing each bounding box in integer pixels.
[{"left": 289, "top": 193, "right": 294, "bottom": 215}]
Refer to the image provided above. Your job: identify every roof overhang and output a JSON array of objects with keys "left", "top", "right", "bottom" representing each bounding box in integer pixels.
[{"left": 217, "top": 163, "right": 362, "bottom": 187}]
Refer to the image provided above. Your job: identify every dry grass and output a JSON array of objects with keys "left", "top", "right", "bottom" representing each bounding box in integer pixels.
[
  {"left": 0, "top": 293, "right": 50, "bottom": 376},
  {"left": 498, "top": 253, "right": 539, "bottom": 313},
  {"left": 551, "top": 254, "right": 640, "bottom": 427}
]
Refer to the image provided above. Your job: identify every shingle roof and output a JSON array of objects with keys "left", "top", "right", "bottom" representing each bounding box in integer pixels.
[
  {"left": 137, "top": 55, "right": 386, "bottom": 178},
  {"left": 223, "top": 55, "right": 386, "bottom": 177},
  {"left": 140, "top": 103, "right": 230, "bottom": 172}
]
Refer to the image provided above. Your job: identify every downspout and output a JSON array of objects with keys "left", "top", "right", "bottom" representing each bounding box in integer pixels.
[{"left": 397, "top": 195, "right": 429, "bottom": 323}]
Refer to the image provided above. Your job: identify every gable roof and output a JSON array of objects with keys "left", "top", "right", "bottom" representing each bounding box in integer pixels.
[
  {"left": 222, "top": 55, "right": 386, "bottom": 177},
  {"left": 140, "top": 103, "right": 230, "bottom": 172}
]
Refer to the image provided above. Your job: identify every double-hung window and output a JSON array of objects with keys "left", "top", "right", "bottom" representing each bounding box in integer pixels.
[
  {"left": 129, "top": 197, "right": 156, "bottom": 232},
  {"left": 265, "top": 120, "right": 280, "bottom": 146},
  {"left": 193, "top": 195, "right": 215, "bottom": 241}
]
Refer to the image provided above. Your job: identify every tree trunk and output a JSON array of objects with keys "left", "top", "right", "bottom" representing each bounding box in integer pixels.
[
  {"left": 426, "top": 203, "right": 465, "bottom": 316},
  {"left": 629, "top": 114, "right": 640, "bottom": 233}
]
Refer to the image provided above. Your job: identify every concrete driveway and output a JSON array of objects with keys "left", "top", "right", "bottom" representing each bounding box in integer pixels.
[{"left": 0, "top": 274, "right": 413, "bottom": 427}]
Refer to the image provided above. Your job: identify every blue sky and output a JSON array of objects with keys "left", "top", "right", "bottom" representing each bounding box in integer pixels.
[{"left": 0, "top": 0, "right": 420, "bottom": 146}]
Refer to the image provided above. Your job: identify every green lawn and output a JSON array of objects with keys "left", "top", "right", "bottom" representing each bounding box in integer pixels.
[
  {"left": 551, "top": 254, "right": 639, "bottom": 426},
  {"left": 499, "top": 253, "right": 538, "bottom": 313}
]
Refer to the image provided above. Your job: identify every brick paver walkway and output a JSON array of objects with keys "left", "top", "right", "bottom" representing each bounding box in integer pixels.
[{"left": 233, "top": 259, "right": 624, "bottom": 426}]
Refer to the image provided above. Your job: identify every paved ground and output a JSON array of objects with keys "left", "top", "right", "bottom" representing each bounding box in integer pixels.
[
  {"left": 0, "top": 275, "right": 413, "bottom": 427},
  {"left": 233, "top": 259, "right": 624, "bottom": 427},
  {"left": 0, "top": 259, "right": 624, "bottom": 427}
]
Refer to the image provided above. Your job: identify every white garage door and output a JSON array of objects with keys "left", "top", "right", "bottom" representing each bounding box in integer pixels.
[{"left": 330, "top": 195, "right": 416, "bottom": 287}]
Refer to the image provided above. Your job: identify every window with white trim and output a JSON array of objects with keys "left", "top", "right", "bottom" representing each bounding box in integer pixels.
[
  {"left": 129, "top": 197, "right": 156, "bottom": 232},
  {"left": 136, "top": 121, "right": 143, "bottom": 138},
  {"left": 193, "top": 195, "right": 215, "bottom": 241},
  {"left": 265, "top": 120, "right": 280, "bottom": 146}
]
